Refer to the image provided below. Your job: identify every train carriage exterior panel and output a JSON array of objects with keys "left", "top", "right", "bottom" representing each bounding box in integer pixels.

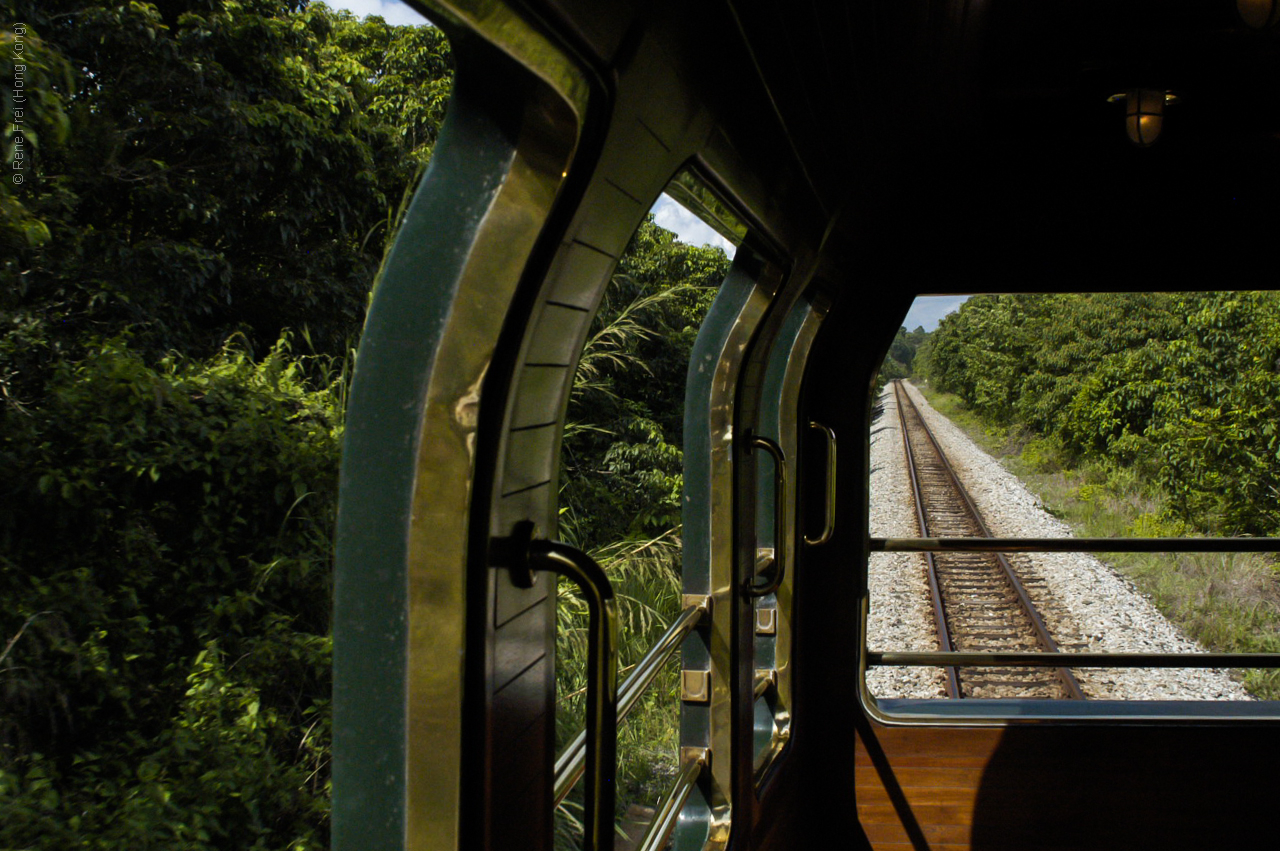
[{"left": 332, "top": 0, "right": 1280, "bottom": 849}]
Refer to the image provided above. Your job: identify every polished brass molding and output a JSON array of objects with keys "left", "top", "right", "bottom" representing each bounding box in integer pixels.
[
  {"left": 753, "top": 669, "right": 777, "bottom": 700},
  {"left": 426, "top": 0, "right": 590, "bottom": 120},
  {"left": 682, "top": 670, "right": 712, "bottom": 703},
  {"left": 682, "top": 593, "right": 712, "bottom": 616},
  {"left": 680, "top": 746, "right": 710, "bottom": 766}
]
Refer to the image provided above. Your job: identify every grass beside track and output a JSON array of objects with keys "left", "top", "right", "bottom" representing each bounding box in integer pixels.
[{"left": 912, "top": 380, "right": 1280, "bottom": 700}]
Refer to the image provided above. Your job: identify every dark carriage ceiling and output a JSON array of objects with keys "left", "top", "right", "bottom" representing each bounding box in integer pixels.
[{"left": 528, "top": 0, "right": 1280, "bottom": 287}]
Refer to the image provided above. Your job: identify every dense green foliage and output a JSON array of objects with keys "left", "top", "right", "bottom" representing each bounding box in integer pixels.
[
  {"left": 923, "top": 291, "right": 1280, "bottom": 536},
  {"left": 1, "top": 341, "right": 342, "bottom": 848},
  {"left": 560, "top": 220, "right": 728, "bottom": 550},
  {"left": 555, "top": 220, "right": 729, "bottom": 845},
  {"left": 2, "top": 2, "right": 451, "bottom": 846},
  {"left": 3, "top": 0, "right": 450, "bottom": 360},
  {"left": 4, "top": 2, "right": 730, "bottom": 845},
  {"left": 874, "top": 324, "right": 928, "bottom": 396}
]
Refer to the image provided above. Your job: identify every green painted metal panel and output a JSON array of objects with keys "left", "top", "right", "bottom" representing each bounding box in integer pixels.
[{"left": 332, "top": 58, "right": 519, "bottom": 850}]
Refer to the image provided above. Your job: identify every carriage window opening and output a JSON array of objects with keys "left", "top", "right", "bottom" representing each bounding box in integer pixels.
[
  {"left": 867, "top": 292, "right": 1280, "bottom": 711},
  {"left": 553, "top": 183, "right": 732, "bottom": 847}
]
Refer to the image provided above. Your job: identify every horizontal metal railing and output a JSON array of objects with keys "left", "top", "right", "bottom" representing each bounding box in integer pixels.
[
  {"left": 870, "top": 536, "right": 1280, "bottom": 672},
  {"left": 872, "top": 536, "right": 1280, "bottom": 553},
  {"left": 871, "top": 652, "right": 1280, "bottom": 668},
  {"left": 554, "top": 601, "right": 707, "bottom": 806}
]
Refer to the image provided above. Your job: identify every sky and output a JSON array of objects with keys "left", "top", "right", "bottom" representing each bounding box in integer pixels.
[
  {"left": 650, "top": 195, "right": 737, "bottom": 257},
  {"left": 326, "top": 0, "right": 431, "bottom": 26},
  {"left": 652, "top": 198, "right": 967, "bottom": 330},
  {"left": 326, "top": 1, "right": 961, "bottom": 330},
  {"left": 902, "top": 296, "right": 968, "bottom": 332}
]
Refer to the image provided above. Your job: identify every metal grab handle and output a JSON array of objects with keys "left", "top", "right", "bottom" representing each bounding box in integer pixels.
[
  {"left": 495, "top": 523, "right": 618, "bottom": 851},
  {"left": 745, "top": 435, "right": 787, "bottom": 598},
  {"left": 805, "top": 421, "right": 837, "bottom": 546}
]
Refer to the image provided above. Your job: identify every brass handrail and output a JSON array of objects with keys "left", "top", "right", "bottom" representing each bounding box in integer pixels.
[
  {"left": 533, "top": 541, "right": 618, "bottom": 851},
  {"left": 634, "top": 752, "right": 707, "bottom": 851},
  {"left": 495, "top": 525, "right": 619, "bottom": 851},
  {"left": 554, "top": 602, "right": 707, "bottom": 806},
  {"left": 870, "top": 651, "right": 1280, "bottom": 668},
  {"left": 804, "top": 421, "right": 837, "bottom": 546}
]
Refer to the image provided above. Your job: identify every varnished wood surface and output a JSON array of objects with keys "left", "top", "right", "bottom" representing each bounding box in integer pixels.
[{"left": 851, "top": 714, "right": 1279, "bottom": 850}]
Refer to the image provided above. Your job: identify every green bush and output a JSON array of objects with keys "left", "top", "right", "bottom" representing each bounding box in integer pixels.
[{"left": 0, "top": 336, "right": 341, "bottom": 849}]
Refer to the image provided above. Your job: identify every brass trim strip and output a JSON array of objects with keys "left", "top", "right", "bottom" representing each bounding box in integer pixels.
[
  {"left": 872, "top": 537, "right": 1280, "bottom": 553},
  {"left": 804, "top": 421, "right": 837, "bottom": 546},
  {"left": 753, "top": 669, "right": 777, "bottom": 700},
  {"left": 634, "top": 753, "right": 707, "bottom": 851},
  {"left": 425, "top": 0, "right": 590, "bottom": 120},
  {"left": 554, "top": 603, "right": 706, "bottom": 805},
  {"left": 870, "top": 651, "right": 1280, "bottom": 668}
]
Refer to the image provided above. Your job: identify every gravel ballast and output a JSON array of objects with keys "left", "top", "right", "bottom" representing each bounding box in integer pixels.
[{"left": 866, "top": 381, "right": 1253, "bottom": 702}]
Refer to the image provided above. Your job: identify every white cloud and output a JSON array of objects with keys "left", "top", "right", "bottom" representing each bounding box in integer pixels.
[
  {"left": 903, "top": 295, "right": 969, "bottom": 332},
  {"left": 323, "top": 0, "right": 432, "bottom": 26},
  {"left": 650, "top": 195, "right": 736, "bottom": 258}
]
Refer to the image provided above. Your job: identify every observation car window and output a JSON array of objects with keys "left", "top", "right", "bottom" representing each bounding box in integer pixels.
[
  {"left": 866, "top": 292, "right": 1280, "bottom": 719},
  {"left": 552, "top": 173, "right": 740, "bottom": 848}
]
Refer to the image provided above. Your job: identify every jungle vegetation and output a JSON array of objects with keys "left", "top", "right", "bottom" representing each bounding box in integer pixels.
[
  {"left": 2, "top": 2, "right": 451, "bottom": 845},
  {"left": 2, "top": 1, "right": 730, "bottom": 845},
  {"left": 919, "top": 292, "right": 1280, "bottom": 696},
  {"left": 877, "top": 324, "right": 929, "bottom": 387},
  {"left": 554, "top": 224, "right": 728, "bottom": 844}
]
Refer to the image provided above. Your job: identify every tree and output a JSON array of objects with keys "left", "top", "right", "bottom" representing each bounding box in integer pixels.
[
  {"left": 1, "top": 3, "right": 454, "bottom": 846},
  {"left": 560, "top": 218, "right": 728, "bottom": 548},
  {"left": 3, "top": 1, "right": 451, "bottom": 364},
  {"left": 923, "top": 289, "right": 1280, "bottom": 535}
]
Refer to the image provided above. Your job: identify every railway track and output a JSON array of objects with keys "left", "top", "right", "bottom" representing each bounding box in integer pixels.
[{"left": 892, "top": 380, "right": 1085, "bottom": 700}]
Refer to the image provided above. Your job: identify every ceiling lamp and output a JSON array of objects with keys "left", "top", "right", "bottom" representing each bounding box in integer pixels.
[
  {"left": 1107, "top": 89, "right": 1180, "bottom": 147},
  {"left": 1238, "top": 0, "right": 1280, "bottom": 28}
]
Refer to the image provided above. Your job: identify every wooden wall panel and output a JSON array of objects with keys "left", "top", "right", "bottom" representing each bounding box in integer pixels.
[{"left": 851, "top": 716, "right": 1280, "bottom": 850}]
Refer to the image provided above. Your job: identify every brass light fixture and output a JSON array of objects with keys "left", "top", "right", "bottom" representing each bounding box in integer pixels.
[
  {"left": 1107, "top": 89, "right": 1180, "bottom": 147},
  {"left": 1238, "top": 0, "right": 1280, "bottom": 29}
]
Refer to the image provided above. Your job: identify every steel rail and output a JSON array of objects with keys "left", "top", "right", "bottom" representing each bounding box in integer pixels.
[
  {"left": 554, "top": 602, "right": 706, "bottom": 807},
  {"left": 893, "top": 380, "right": 961, "bottom": 698},
  {"left": 871, "top": 651, "right": 1280, "bottom": 668},
  {"left": 894, "top": 381, "right": 1086, "bottom": 700},
  {"left": 872, "top": 537, "right": 1280, "bottom": 553}
]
